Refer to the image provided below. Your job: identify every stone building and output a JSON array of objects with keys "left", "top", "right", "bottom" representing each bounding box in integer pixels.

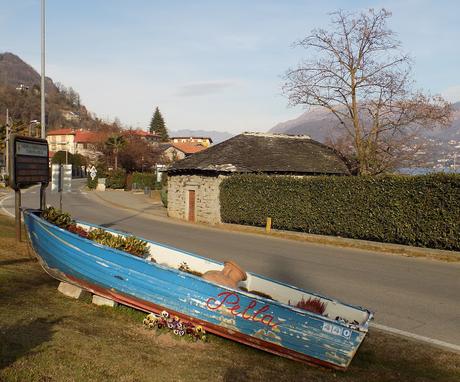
[{"left": 167, "top": 132, "right": 350, "bottom": 225}]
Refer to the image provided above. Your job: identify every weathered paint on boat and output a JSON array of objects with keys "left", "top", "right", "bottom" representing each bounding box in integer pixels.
[{"left": 23, "top": 209, "right": 373, "bottom": 370}]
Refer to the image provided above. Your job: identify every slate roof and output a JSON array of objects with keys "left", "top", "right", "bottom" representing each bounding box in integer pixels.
[{"left": 168, "top": 132, "right": 350, "bottom": 175}]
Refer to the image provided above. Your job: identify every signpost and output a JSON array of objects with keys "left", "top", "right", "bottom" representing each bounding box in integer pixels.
[
  {"left": 51, "top": 163, "right": 72, "bottom": 210},
  {"left": 9, "top": 135, "right": 49, "bottom": 241}
]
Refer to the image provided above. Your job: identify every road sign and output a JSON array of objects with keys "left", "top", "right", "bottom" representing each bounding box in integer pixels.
[
  {"left": 9, "top": 135, "right": 49, "bottom": 190},
  {"left": 89, "top": 165, "right": 97, "bottom": 180},
  {"left": 51, "top": 164, "right": 72, "bottom": 192}
]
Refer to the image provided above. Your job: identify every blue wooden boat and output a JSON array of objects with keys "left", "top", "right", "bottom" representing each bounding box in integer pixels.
[{"left": 23, "top": 209, "right": 373, "bottom": 370}]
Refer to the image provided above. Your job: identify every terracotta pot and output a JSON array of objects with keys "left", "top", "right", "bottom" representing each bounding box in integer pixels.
[{"left": 203, "top": 260, "right": 247, "bottom": 289}]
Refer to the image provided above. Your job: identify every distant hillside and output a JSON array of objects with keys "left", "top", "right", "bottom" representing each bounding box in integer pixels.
[
  {"left": 270, "top": 102, "right": 460, "bottom": 168},
  {"left": 270, "top": 102, "right": 460, "bottom": 142},
  {"left": 170, "top": 129, "right": 234, "bottom": 144},
  {"left": 0, "top": 52, "right": 57, "bottom": 93},
  {"left": 0, "top": 52, "right": 114, "bottom": 134}
]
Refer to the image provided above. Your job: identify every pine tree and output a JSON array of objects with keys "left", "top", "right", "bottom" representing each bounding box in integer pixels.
[{"left": 149, "top": 107, "right": 169, "bottom": 141}]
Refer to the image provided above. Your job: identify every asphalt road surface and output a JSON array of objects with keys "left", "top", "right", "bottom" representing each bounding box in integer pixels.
[{"left": 2, "top": 179, "right": 459, "bottom": 350}]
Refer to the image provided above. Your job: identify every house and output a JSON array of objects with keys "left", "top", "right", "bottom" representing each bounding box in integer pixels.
[
  {"left": 46, "top": 128, "right": 76, "bottom": 154},
  {"left": 46, "top": 128, "right": 107, "bottom": 161},
  {"left": 62, "top": 110, "right": 80, "bottom": 122},
  {"left": 74, "top": 130, "right": 106, "bottom": 161},
  {"left": 123, "top": 129, "right": 160, "bottom": 143},
  {"left": 161, "top": 142, "right": 207, "bottom": 162},
  {"left": 167, "top": 132, "right": 350, "bottom": 224},
  {"left": 170, "top": 136, "right": 213, "bottom": 147}
]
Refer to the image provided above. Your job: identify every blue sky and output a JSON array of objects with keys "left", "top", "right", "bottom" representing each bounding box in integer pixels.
[{"left": 1, "top": 0, "right": 459, "bottom": 133}]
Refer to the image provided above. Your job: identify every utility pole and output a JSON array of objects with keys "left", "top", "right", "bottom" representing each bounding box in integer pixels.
[
  {"left": 5, "top": 109, "right": 10, "bottom": 175},
  {"left": 41, "top": 0, "right": 46, "bottom": 139},
  {"left": 40, "top": 0, "right": 47, "bottom": 210}
]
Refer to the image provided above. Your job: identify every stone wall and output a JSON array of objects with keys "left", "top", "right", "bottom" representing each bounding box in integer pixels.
[{"left": 167, "top": 174, "right": 226, "bottom": 224}]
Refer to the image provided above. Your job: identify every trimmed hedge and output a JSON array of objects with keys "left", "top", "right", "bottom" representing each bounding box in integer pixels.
[
  {"left": 106, "top": 169, "right": 126, "bottom": 189},
  {"left": 220, "top": 174, "right": 460, "bottom": 251},
  {"left": 132, "top": 172, "right": 157, "bottom": 190}
]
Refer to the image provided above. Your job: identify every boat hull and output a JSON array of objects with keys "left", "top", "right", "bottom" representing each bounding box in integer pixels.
[{"left": 23, "top": 209, "right": 371, "bottom": 370}]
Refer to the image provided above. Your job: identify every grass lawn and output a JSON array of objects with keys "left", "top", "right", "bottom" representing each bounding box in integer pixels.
[{"left": 0, "top": 214, "right": 459, "bottom": 382}]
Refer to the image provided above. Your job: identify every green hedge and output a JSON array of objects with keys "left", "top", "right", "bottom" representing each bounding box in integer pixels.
[
  {"left": 132, "top": 172, "right": 157, "bottom": 189},
  {"left": 106, "top": 169, "right": 126, "bottom": 189},
  {"left": 220, "top": 174, "right": 460, "bottom": 251}
]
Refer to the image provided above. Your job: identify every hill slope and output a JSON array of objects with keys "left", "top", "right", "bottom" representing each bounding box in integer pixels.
[
  {"left": 0, "top": 52, "right": 57, "bottom": 93},
  {"left": 0, "top": 52, "right": 114, "bottom": 134},
  {"left": 270, "top": 103, "right": 460, "bottom": 168}
]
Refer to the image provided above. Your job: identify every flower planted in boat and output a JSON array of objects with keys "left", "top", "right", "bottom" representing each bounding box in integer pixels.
[
  {"left": 178, "top": 262, "right": 203, "bottom": 277},
  {"left": 292, "top": 297, "right": 327, "bottom": 315},
  {"left": 87, "top": 229, "right": 149, "bottom": 258},
  {"left": 66, "top": 224, "right": 89, "bottom": 238},
  {"left": 42, "top": 207, "right": 153, "bottom": 260},
  {"left": 42, "top": 207, "right": 74, "bottom": 228}
]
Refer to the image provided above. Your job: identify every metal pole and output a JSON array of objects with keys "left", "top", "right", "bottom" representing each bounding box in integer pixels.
[
  {"left": 40, "top": 0, "right": 46, "bottom": 139},
  {"left": 5, "top": 109, "right": 9, "bottom": 175},
  {"left": 59, "top": 164, "right": 63, "bottom": 210},
  {"left": 15, "top": 189, "right": 21, "bottom": 242},
  {"left": 40, "top": 183, "right": 47, "bottom": 210}
]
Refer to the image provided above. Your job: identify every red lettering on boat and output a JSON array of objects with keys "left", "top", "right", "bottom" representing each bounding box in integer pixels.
[{"left": 206, "top": 291, "right": 279, "bottom": 329}]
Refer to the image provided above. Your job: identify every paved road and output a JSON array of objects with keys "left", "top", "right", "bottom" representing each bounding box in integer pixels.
[{"left": 2, "top": 180, "right": 459, "bottom": 349}]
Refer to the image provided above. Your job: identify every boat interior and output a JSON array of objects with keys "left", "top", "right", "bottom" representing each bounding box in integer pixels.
[{"left": 77, "top": 222, "right": 371, "bottom": 327}]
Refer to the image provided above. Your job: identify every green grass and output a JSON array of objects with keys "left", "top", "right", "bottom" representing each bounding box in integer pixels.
[{"left": 0, "top": 215, "right": 459, "bottom": 381}]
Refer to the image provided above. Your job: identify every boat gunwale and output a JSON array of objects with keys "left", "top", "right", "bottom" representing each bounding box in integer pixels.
[{"left": 24, "top": 208, "right": 374, "bottom": 332}]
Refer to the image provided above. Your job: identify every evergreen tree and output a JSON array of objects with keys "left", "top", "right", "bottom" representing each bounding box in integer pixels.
[{"left": 149, "top": 107, "right": 169, "bottom": 141}]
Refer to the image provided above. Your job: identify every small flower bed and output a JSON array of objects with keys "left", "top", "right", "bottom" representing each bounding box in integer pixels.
[
  {"left": 41, "top": 207, "right": 151, "bottom": 258},
  {"left": 143, "top": 310, "right": 207, "bottom": 342}
]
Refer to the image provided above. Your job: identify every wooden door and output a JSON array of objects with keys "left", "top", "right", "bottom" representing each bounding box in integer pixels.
[{"left": 188, "top": 190, "right": 196, "bottom": 222}]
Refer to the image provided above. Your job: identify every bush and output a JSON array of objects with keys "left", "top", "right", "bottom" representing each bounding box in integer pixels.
[
  {"left": 160, "top": 189, "right": 168, "bottom": 208},
  {"left": 132, "top": 172, "right": 156, "bottom": 190},
  {"left": 106, "top": 169, "right": 126, "bottom": 189},
  {"left": 220, "top": 173, "right": 460, "bottom": 251},
  {"left": 87, "top": 175, "right": 98, "bottom": 189}
]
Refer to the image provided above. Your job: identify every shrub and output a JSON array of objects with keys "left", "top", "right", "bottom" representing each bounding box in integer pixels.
[
  {"left": 106, "top": 169, "right": 126, "bottom": 189},
  {"left": 87, "top": 175, "right": 98, "bottom": 189},
  {"left": 220, "top": 173, "right": 460, "bottom": 251},
  {"left": 132, "top": 172, "right": 156, "bottom": 189},
  {"left": 160, "top": 189, "right": 168, "bottom": 208}
]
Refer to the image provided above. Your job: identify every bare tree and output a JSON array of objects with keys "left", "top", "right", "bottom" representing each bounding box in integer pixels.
[{"left": 283, "top": 8, "right": 452, "bottom": 175}]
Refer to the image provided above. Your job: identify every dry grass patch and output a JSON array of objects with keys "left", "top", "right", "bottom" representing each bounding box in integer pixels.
[{"left": 0, "top": 215, "right": 459, "bottom": 381}]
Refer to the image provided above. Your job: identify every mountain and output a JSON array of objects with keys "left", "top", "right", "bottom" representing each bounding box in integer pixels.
[
  {"left": 0, "top": 52, "right": 116, "bottom": 135},
  {"left": 0, "top": 52, "right": 57, "bottom": 93},
  {"left": 270, "top": 107, "right": 341, "bottom": 142},
  {"left": 270, "top": 102, "right": 460, "bottom": 169},
  {"left": 169, "top": 129, "right": 234, "bottom": 144}
]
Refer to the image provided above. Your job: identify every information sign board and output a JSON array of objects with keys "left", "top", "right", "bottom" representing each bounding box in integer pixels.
[
  {"left": 9, "top": 135, "right": 49, "bottom": 190},
  {"left": 51, "top": 164, "right": 72, "bottom": 192}
]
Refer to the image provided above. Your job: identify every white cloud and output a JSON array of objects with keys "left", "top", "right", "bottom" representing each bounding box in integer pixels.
[{"left": 176, "top": 80, "right": 239, "bottom": 97}]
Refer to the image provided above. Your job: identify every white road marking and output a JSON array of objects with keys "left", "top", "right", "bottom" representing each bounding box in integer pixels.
[
  {"left": 0, "top": 184, "right": 42, "bottom": 218},
  {"left": 370, "top": 322, "right": 460, "bottom": 353},
  {"left": 0, "top": 193, "right": 14, "bottom": 217}
]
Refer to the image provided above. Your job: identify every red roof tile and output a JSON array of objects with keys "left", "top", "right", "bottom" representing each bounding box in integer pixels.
[
  {"left": 75, "top": 131, "right": 106, "bottom": 143},
  {"left": 47, "top": 128, "right": 75, "bottom": 136},
  {"left": 172, "top": 143, "right": 207, "bottom": 154}
]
